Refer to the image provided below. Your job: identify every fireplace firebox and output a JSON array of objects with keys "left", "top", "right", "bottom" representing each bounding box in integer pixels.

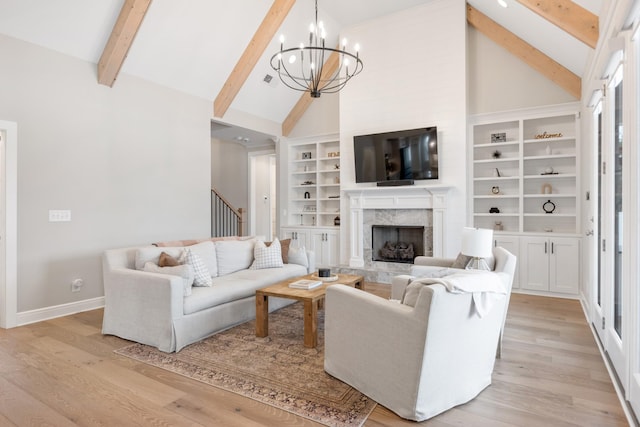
[{"left": 372, "top": 225, "right": 425, "bottom": 263}]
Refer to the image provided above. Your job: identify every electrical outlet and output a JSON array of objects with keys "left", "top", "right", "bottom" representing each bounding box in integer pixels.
[{"left": 71, "top": 278, "right": 83, "bottom": 292}]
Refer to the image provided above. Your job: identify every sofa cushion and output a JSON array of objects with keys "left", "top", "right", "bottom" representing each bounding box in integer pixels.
[
  {"left": 184, "top": 248, "right": 212, "bottom": 287},
  {"left": 215, "top": 239, "right": 256, "bottom": 276},
  {"left": 251, "top": 238, "right": 284, "bottom": 270},
  {"left": 184, "top": 264, "right": 307, "bottom": 315},
  {"left": 288, "top": 245, "right": 308, "bottom": 269},
  {"left": 143, "top": 262, "right": 194, "bottom": 297}
]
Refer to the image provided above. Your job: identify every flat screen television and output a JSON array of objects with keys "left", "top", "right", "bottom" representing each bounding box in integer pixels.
[{"left": 353, "top": 126, "right": 438, "bottom": 184}]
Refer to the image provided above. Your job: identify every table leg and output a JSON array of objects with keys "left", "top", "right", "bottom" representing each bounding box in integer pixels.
[
  {"left": 303, "top": 299, "right": 318, "bottom": 348},
  {"left": 255, "top": 293, "right": 269, "bottom": 338}
]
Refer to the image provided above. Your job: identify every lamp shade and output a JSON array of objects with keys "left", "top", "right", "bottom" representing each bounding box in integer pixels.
[{"left": 461, "top": 227, "right": 494, "bottom": 258}]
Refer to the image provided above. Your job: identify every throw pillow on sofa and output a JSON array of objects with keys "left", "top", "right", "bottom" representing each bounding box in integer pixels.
[
  {"left": 287, "top": 245, "right": 308, "bottom": 269},
  {"left": 266, "top": 238, "right": 291, "bottom": 263},
  {"left": 183, "top": 241, "right": 218, "bottom": 277},
  {"left": 250, "top": 238, "right": 284, "bottom": 270},
  {"left": 184, "top": 248, "right": 212, "bottom": 287},
  {"left": 159, "top": 251, "right": 181, "bottom": 267},
  {"left": 143, "top": 262, "right": 194, "bottom": 296},
  {"left": 215, "top": 239, "right": 256, "bottom": 275},
  {"left": 451, "top": 252, "right": 496, "bottom": 270}
]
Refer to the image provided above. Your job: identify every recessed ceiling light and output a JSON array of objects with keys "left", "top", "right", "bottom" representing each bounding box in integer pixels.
[{"left": 497, "top": 0, "right": 508, "bottom": 7}]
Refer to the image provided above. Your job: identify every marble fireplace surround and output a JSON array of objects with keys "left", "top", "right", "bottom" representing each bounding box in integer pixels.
[{"left": 343, "top": 185, "right": 450, "bottom": 269}]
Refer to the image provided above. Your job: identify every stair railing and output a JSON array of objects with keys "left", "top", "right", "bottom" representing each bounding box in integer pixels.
[{"left": 211, "top": 188, "right": 244, "bottom": 237}]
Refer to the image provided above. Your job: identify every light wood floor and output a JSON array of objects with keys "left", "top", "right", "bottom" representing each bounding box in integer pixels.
[{"left": 0, "top": 284, "right": 629, "bottom": 426}]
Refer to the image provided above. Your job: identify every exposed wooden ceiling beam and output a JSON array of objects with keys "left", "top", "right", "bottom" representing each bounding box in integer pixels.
[
  {"left": 467, "top": 4, "right": 581, "bottom": 99},
  {"left": 98, "top": 0, "right": 151, "bottom": 87},
  {"left": 281, "top": 49, "right": 341, "bottom": 137},
  {"left": 515, "top": 0, "right": 598, "bottom": 49},
  {"left": 214, "top": 0, "right": 296, "bottom": 118}
]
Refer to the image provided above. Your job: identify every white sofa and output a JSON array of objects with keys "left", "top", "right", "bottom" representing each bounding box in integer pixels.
[
  {"left": 102, "top": 238, "right": 314, "bottom": 352},
  {"left": 324, "top": 271, "right": 510, "bottom": 421}
]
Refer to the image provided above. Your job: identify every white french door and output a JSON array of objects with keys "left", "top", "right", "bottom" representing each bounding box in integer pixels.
[
  {"left": 0, "top": 120, "right": 17, "bottom": 329},
  {"left": 594, "top": 62, "right": 628, "bottom": 390},
  {"left": 594, "top": 65, "right": 629, "bottom": 387}
]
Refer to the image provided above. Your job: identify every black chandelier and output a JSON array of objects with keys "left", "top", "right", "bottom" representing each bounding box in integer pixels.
[{"left": 270, "top": 0, "right": 363, "bottom": 98}]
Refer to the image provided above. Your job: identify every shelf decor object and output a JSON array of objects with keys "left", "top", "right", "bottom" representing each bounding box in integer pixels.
[
  {"left": 270, "top": 0, "right": 363, "bottom": 98},
  {"left": 534, "top": 131, "right": 563, "bottom": 139},
  {"left": 491, "top": 132, "right": 506, "bottom": 143},
  {"left": 461, "top": 227, "right": 494, "bottom": 270},
  {"left": 543, "top": 200, "right": 556, "bottom": 214}
]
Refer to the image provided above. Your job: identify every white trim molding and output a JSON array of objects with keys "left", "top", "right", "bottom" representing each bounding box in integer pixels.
[{"left": 16, "top": 297, "right": 105, "bottom": 327}]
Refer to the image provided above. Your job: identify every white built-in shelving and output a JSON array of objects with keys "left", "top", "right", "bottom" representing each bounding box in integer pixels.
[{"left": 469, "top": 103, "right": 582, "bottom": 297}]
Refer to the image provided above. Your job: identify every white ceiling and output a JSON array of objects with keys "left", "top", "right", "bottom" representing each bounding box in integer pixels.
[{"left": 0, "top": 0, "right": 602, "bottom": 146}]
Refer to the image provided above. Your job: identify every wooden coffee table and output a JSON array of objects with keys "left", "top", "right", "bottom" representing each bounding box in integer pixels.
[{"left": 255, "top": 273, "right": 364, "bottom": 348}]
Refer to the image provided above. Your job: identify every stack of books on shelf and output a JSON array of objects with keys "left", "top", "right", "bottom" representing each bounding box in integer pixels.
[{"left": 289, "top": 279, "right": 322, "bottom": 290}]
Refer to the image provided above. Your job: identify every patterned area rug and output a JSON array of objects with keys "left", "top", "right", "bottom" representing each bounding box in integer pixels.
[{"left": 115, "top": 303, "right": 377, "bottom": 427}]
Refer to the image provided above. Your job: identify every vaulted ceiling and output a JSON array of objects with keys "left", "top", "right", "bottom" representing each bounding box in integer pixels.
[{"left": 0, "top": 0, "right": 601, "bottom": 145}]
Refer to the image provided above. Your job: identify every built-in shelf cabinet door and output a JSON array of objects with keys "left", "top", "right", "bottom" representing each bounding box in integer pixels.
[
  {"left": 549, "top": 237, "right": 580, "bottom": 294},
  {"left": 520, "top": 235, "right": 580, "bottom": 295},
  {"left": 520, "top": 236, "right": 550, "bottom": 292},
  {"left": 281, "top": 227, "right": 309, "bottom": 250},
  {"left": 312, "top": 228, "right": 339, "bottom": 267}
]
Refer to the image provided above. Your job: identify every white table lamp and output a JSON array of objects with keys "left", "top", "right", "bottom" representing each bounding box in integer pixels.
[{"left": 461, "top": 227, "right": 494, "bottom": 270}]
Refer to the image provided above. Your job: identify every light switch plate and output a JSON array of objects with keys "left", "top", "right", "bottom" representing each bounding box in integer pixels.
[{"left": 49, "top": 210, "right": 71, "bottom": 222}]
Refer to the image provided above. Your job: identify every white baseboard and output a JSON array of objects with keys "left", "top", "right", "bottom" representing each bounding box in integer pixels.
[{"left": 16, "top": 297, "right": 105, "bottom": 326}]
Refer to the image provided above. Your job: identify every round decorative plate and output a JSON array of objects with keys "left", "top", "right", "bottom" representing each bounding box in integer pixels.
[{"left": 311, "top": 274, "right": 339, "bottom": 282}]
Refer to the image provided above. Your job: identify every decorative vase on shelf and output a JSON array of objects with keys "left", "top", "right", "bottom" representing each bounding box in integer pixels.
[{"left": 334, "top": 216, "right": 340, "bottom": 226}]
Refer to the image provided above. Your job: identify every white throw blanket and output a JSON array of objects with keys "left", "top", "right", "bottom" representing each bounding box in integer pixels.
[{"left": 410, "top": 272, "right": 506, "bottom": 318}]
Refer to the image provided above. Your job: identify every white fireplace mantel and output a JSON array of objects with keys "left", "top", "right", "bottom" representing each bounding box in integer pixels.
[{"left": 343, "top": 185, "right": 451, "bottom": 268}]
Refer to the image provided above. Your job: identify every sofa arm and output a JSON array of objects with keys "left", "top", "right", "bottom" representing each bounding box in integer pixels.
[
  {"left": 391, "top": 274, "right": 414, "bottom": 301},
  {"left": 102, "top": 265, "right": 185, "bottom": 352}
]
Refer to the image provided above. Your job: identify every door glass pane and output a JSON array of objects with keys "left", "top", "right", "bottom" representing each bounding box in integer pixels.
[
  {"left": 597, "top": 109, "right": 602, "bottom": 307},
  {"left": 614, "top": 78, "right": 623, "bottom": 338}
]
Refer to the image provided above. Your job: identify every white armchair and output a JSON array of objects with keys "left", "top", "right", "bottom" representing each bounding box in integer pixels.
[
  {"left": 391, "top": 246, "right": 516, "bottom": 358},
  {"left": 324, "top": 271, "right": 510, "bottom": 421}
]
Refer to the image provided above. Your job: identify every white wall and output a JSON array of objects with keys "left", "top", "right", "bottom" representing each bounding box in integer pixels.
[
  {"left": 287, "top": 94, "right": 340, "bottom": 138},
  {"left": 0, "top": 34, "right": 211, "bottom": 313},
  {"left": 467, "top": 28, "right": 576, "bottom": 114},
  {"left": 338, "top": 0, "right": 468, "bottom": 260}
]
